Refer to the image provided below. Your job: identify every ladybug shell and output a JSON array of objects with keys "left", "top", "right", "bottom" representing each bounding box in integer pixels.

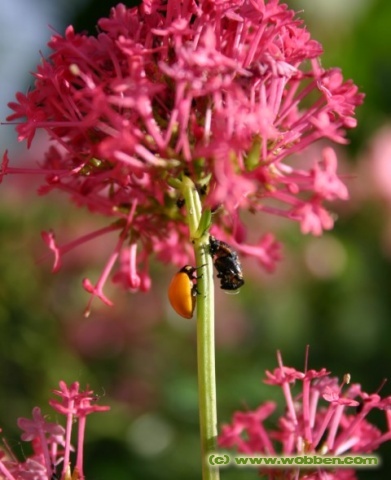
[{"left": 168, "top": 266, "right": 197, "bottom": 319}]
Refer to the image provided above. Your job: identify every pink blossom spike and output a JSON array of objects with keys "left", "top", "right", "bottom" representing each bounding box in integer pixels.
[
  {"left": 17, "top": 407, "right": 63, "bottom": 479},
  {"left": 219, "top": 350, "right": 391, "bottom": 478},
  {"left": 2, "top": 0, "right": 363, "bottom": 304},
  {"left": 0, "top": 381, "right": 109, "bottom": 480}
]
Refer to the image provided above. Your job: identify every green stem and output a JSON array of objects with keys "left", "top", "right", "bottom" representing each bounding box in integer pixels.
[{"left": 181, "top": 176, "right": 219, "bottom": 480}]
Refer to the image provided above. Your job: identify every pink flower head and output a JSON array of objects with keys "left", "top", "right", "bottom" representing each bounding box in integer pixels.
[
  {"left": 0, "top": 381, "right": 110, "bottom": 480},
  {"left": 3, "top": 0, "right": 363, "bottom": 306},
  {"left": 17, "top": 407, "right": 65, "bottom": 442},
  {"left": 219, "top": 402, "right": 277, "bottom": 455},
  {"left": 49, "top": 380, "right": 110, "bottom": 417},
  {"left": 219, "top": 352, "right": 391, "bottom": 479}
]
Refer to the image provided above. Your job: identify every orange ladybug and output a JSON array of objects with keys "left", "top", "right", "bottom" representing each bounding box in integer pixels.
[{"left": 168, "top": 265, "right": 198, "bottom": 319}]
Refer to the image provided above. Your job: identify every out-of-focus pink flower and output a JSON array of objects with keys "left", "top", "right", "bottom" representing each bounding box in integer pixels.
[
  {"left": 365, "top": 125, "right": 391, "bottom": 203},
  {"left": 354, "top": 125, "right": 391, "bottom": 258},
  {"left": 18, "top": 406, "right": 65, "bottom": 442},
  {"left": 219, "top": 351, "right": 391, "bottom": 479},
  {"left": 2, "top": 0, "right": 363, "bottom": 307},
  {"left": 0, "top": 381, "right": 109, "bottom": 480}
]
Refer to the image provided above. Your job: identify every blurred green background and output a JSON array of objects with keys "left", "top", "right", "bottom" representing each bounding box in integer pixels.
[{"left": 1, "top": 0, "right": 391, "bottom": 479}]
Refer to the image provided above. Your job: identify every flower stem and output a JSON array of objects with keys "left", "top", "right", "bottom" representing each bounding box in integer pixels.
[{"left": 181, "top": 176, "right": 219, "bottom": 480}]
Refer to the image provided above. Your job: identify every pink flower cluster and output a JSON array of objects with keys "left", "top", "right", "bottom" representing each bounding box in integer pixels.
[
  {"left": 0, "top": 381, "right": 109, "bottom": 480},
  {"left": 1, "top": 0, "right": 363, "bottom": 308},
  {"left": 219, "top": 352, "right": 391, "bottom": 479}
]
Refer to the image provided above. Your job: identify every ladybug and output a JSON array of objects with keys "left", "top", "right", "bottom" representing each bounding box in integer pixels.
[
  {"left": 168, "top": 265, "right": 199, "bottom": 319},
  {"left": 209, "top": 235, "right": 244, "bottom": 291}
]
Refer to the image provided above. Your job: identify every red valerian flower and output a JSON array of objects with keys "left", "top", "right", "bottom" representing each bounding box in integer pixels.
[
  {"left": 2, "top": 0, "right": 363, "bottom": 308},
  {"left": 219, "top": 351, "right": 391, "bottom": 479},
  {"left": 0, "top": 381, "right": 109, "bottom": 480}
]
